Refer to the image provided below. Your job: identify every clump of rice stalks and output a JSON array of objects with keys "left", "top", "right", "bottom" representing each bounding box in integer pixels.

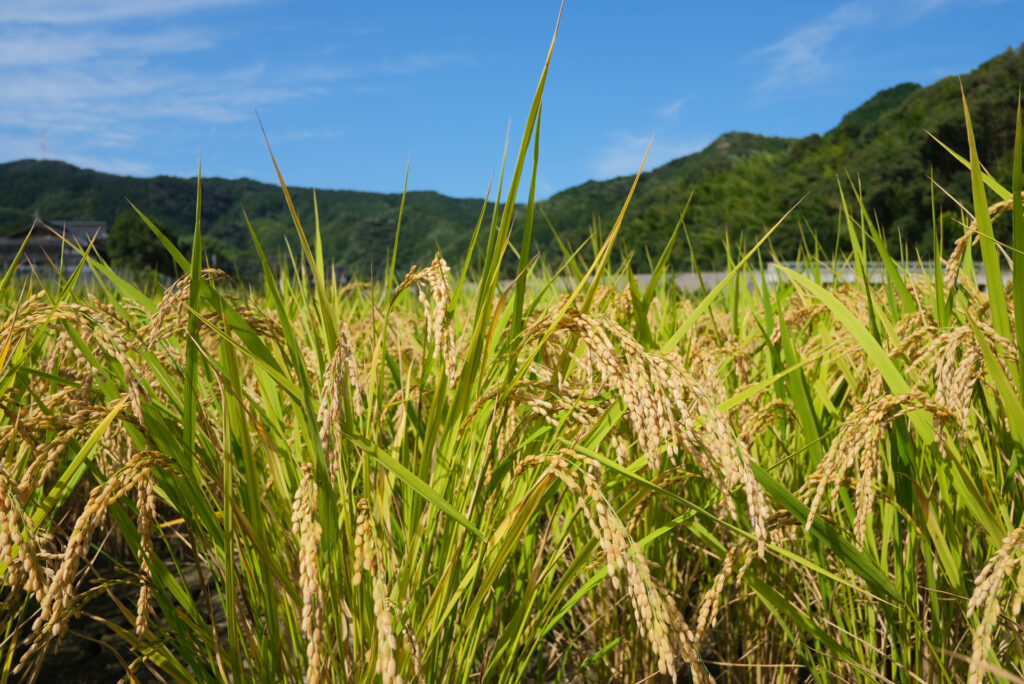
[
  {"left": 522, "top": 309, "right": 771, "bottom": 556},
  {"left": 803, "top": 392, "right": 958, "bottom": 546},
  {"left": 515, "top": 450, "right": 708, "bottom": 683},
  {"left": 967, "top": 522, "right": 1024, "bottom": 683},
  {"left": 19, "top": 451, "right": 163, "bottom": 674}
]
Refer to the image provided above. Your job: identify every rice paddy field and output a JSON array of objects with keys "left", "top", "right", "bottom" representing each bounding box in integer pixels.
[{"left": 3, "top": 39, "right": 1024, "bottom": 684}]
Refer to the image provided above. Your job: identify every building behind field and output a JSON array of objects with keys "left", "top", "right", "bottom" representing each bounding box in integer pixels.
[{"left": 0, "top": 218, "right": 108, "bottom": 276}]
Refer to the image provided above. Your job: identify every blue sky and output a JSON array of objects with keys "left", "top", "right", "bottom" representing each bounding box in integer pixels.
[{"left": 1, "top": 1, "right": 1021, "bottom": 199}]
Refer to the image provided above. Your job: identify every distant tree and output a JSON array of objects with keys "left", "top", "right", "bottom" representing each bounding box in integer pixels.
[{"left": 108, "top": 209, "right": 181, "bottom": 276}]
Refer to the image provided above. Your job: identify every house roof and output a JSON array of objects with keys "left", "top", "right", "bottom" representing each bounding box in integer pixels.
[{"left": 0, "top": 218, "right": 108, "bottom": 246}]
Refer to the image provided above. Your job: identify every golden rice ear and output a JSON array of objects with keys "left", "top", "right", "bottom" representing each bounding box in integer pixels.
[
  {"left": 395, "top": 255, "right": 458, "bottom": 388},
  {"left": 318, "top": 324, "right": 364, "bottom": 481},
  {"left": 803, "top": 392, "right": 958, "bottom": 547},
  {"left": 291, "top": 463, "right": 325, "bottom": 684},
  {"left": 134, "top": 464, "right": 157, "bottom": 639},
  {"left": 350, "top": 498, "right": 403, "bottom": 684},
  {"left": 944, "top": 195, "right": 1021, "bottom": 292},
  {"left": 967, "top": 523, "right": 1024, "bottom": 684},
  {"left": 0, "top": 471, "right": 47, "bottom": 603}
]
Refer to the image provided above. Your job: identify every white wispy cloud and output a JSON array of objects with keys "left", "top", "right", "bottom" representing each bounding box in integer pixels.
[
  {"left": 591, "top": 133, "right": 708, "bottom": 179},
  {"left": 0, "top": 0, "right": 258, "bottom": 24},
  {"left": 755, "top": 0, "right": 958, "bottom": 94},
  {"left": 0, "top": 27, "right": 213, "bottom": 66},
  {"left": 0, "top": 60, "right": 314, "bottom": 132},
  {"left": 756, "top": 2, "right": 874, "bottom": 92},
  {"left": 0, "top": 2, "right": 469, "bottom": 177},
  {"left": 906, "top": 0, "right": 954, "bottom": 16},
  {"left": 656, "top": 98, "right": 686, "bottom": 119}
]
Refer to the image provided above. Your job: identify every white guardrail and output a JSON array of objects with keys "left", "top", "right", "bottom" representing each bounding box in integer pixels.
[
  {"left": 761, "top": 261, "right": 1012, "bottom": 288},
  {"left": 497, "top": 262, "right": 1013, "bottom": 293}
]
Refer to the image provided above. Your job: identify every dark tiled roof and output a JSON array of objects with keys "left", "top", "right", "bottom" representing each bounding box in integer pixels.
[{"left": 0, "top": 219, "right": 108, "bottom": 246}]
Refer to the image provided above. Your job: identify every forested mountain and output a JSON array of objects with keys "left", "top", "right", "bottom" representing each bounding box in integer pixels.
[
  {"left": 540, "top": 45, "right": 1024, "bottom": 268},
  {"left": 0, "top": 162, "right": 485, "bottom": 276},
  {"left": 2, "top": 45, "right": 1023, "bottom": 277}
]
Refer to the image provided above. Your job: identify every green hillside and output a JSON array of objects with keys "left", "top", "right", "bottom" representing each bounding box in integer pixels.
[
  {"left": 2, "top": 44, "right": 1023, "bottom": 276},
  {"left": 540, "top": 45, "right": 1024, "bottom": 268}
]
